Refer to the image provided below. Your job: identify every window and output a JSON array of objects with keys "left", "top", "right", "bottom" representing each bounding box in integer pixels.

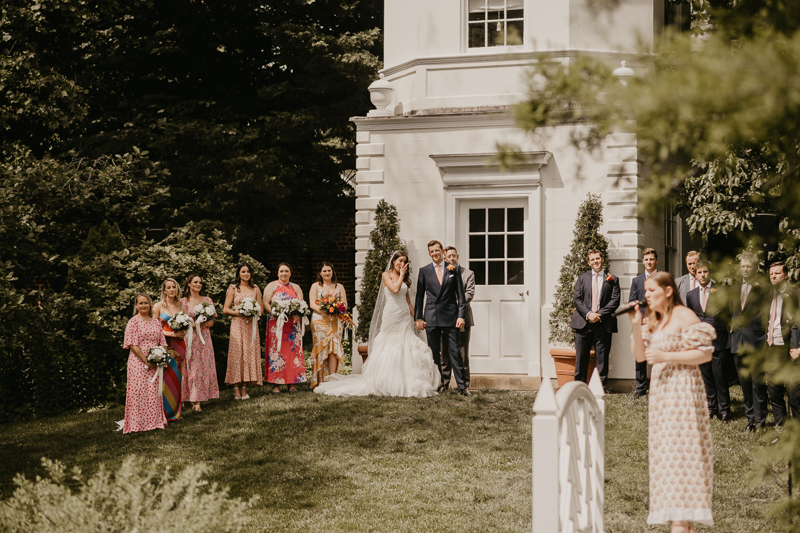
[
  {"left": 468, "top": 207, "right": 524, "bottom": 285},
  {"left": 468, "top": 0, "right": 524, "bottom": 48}
]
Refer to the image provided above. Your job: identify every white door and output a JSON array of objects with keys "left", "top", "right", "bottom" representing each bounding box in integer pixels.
[{"left": 458, "top": 199, "right": 528, "bottom": 373}]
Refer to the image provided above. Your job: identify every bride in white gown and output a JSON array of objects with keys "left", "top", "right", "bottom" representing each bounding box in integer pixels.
[{"left": 314, "top": 251, "right": 441, "bottom": 397}]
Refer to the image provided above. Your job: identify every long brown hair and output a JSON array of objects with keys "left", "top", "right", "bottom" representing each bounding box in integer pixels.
[
  {"left": 644, "top": 271, "right": 683, "bottom": 333},
  {"left": 183, "top": 273, "right": 205, "bottom": 298},
  {"left": 389, "top": 251, "right": 412, "bottom": 286},
  {"left": 316, "top": 261, "right": 337, "bottom": 286}
]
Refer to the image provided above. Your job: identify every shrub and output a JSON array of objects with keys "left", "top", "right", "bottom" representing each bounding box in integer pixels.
[
  {"left": 0, "top": 457, "right": 253, "bottom": 532},
  {"left": 548, "top": 193, "right": 609, "bottom": 346},
  {"left": 355, "top": 200, "right": 409, "bottom": 343}
]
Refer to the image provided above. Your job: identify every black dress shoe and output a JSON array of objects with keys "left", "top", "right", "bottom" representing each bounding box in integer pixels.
[
  {"left": 720, "top": 414, "right": 731, "bottom": 424},
  {"left": 744, "top": 423, "right": 756, "bottom": 432},
  {"left": 458, "top": 388, "right": 471, "bottom": 397},
  {"left": 633, "top": 391, "right": 647, "bottom": 399},
  {"left": 709, "top": 412, "right": 718, "bottom": 420}
]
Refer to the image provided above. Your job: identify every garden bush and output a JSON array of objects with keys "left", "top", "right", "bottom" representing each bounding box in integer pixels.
[{"left": 0, "top": 457, "right": 253, "bottom": 532}]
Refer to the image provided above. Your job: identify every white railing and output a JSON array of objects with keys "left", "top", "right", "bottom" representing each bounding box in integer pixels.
[{"left": 532, "top": 369, "right": 605, "bottom": 533}]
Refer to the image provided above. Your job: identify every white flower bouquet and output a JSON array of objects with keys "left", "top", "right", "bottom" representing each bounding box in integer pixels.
[
  {"left": 146, "top": 346, "right": 169, "bottom": 368},
  {"left": 193, "top": 302, "right": 216, "bottom": 324},
  {"left": 236, "top": 297, "right": 261, "bottom": 317},
  {"left": 270, "top": 297, "right": 310, "bottom": 350},
  {"left": 168, "top": 311, "right": 193, "bottom": 332}
]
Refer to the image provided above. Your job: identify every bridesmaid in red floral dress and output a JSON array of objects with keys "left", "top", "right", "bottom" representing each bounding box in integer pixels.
[
  {"left": 123, "top": 293, "right": 168, "bottom": 434},
  {"left": 181, "top": 274, "right": 220, "bottom": 412},
  {"left": 223, "top": 263, "right": 265, "bottom": 400},
  {"left": 152, "top": 278, "right": 187, "bottom": 421},
  {"left": 264, "top": 263, "right": 307, "bottom": 394}
]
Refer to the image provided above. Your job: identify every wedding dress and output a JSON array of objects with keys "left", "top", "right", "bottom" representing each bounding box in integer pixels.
[{"left": 314, "top": 284, "right": 441, "bottom": 397}]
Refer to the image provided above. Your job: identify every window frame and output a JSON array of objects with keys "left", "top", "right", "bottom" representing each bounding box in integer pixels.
[{"left": 465, "top": 0, "right": 525, "bottom": 51}]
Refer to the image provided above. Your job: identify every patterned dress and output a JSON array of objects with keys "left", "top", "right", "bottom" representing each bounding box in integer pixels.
[
  {"left": 225, "top": 285, "right": 263, "bottom": 385},
  {"left": 644, "top": 322, "right": 716, "bottom": 526},
  {"left": 123, "top": 315, "right": 168, "bottom": 434},
  {"left": 158, "top": 311, "right": 185, "bottom": 421},
  {"left": 309, "top": 288, "right": 344, "bottom": 388},
  {"left": 265, "top": 283, "right": 307, "bottom": 385},
  {"left": 181, "top": 296, "right": 220, "bottom": 402}
]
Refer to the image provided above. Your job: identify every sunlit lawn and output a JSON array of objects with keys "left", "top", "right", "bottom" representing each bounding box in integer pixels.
[{"left": 0, "top": 385, "right": 788, "bottom": 532}]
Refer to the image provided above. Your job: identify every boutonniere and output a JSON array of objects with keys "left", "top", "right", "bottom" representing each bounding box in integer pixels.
[
  {"left": 710, "top": 288, "right": 717, "bottom": 293},
  {"left": 447, "top": 264, "right": 456, "bottom": 272},
  {"left": 606, "top": 274, "right": 613, "bottom": 282}
]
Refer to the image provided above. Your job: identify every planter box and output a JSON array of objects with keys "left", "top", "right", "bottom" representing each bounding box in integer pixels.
[
  {"left": 357, "top": 345, "right": 368, "bottom": 362},
  {"left": 549, "top": 347, "right": 596, "bottom": 388}
]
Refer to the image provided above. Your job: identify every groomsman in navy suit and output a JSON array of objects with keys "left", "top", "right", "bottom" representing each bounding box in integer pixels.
[
  {"left": 685, "top": 260, "right": 732, "bottom": 422},
  {"left": 628, "top": 248, "right": 658, "bottom": 398},
  {"left": 730, "top": 253, "right": 767, "bottom": 431},
  {"left": 570, "top": 249, "right": 620, "bottom": 387}
]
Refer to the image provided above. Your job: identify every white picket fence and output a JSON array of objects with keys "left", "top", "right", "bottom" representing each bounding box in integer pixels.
[{"left": 532, "top": 369, "right": 605, "bottom": 533}]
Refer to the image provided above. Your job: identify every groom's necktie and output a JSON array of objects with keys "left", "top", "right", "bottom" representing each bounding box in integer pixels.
[{"left": 436, "top": 264, "right": 443, "bottom": 285}]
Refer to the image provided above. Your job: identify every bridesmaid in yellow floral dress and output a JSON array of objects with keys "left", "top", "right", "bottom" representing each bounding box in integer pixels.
[
  {"left": 223, "top": 263, "right": 264, "bottom": 400},
  {"left": 629, "top": 272, "right": 715, "bottom": 533},
  {"left": 309, "top": 262, "right": 347, "bottom": 388}
]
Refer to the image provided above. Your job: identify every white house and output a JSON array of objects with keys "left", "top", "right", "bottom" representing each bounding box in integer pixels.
[{"left": 352, "top": 0, "right": 692, "bottom": 389}]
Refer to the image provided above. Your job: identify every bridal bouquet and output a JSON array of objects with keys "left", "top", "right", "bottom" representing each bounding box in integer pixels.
[
  {"left": 168, "top": 312, "right": 193, "bottom": 332},
  {"left": 236, "top": 297, "right": 261, "bottom": 317},
  {"left": 146, "top": 346, "right": 169, "bottom": 368}
]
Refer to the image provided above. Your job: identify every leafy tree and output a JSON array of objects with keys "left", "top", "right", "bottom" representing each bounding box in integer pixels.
[
  {"left": 549, "top": 194, "right": 609, "bottom": 346},
  {"left": 355, "top": 200, "right": 408, "bottom": 343}
]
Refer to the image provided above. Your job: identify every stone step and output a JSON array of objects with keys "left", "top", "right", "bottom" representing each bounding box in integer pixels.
[{"left": 463, "top": 374, "right": 542, "bottom": 391}]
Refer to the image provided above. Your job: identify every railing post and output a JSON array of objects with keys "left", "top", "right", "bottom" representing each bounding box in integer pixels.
[
  {"left": 532, "top": 377, "right": 559, "bottom": 533},
  {"left": 588, "top": 368, "right": 606, "bottom": 533}
]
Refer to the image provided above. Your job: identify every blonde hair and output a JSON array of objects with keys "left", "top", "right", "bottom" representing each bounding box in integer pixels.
[
  {"left": 133, "top": 293, "right": 154, "bottom": 317},
  {"left": 644, "top": 271, "right": 683, "bottom": 334},
  {"left": 159, "top": 278, "right": 182, "bottom": 306}
]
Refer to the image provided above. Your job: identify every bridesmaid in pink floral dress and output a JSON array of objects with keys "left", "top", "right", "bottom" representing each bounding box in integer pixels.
[
  {"left": 264, "top": 263, "right": 307, "bottom": 393},
  {"left": 123, "top": 293, "right": 168, "bottom": 434},
  {"left": 181, "top": 274, "right": 220, "bottom": 412},
  {"left": 629, "top": 272, "right": 715, "bottom": 533},
  {"left": 223, "top": 263, "right": 265, "bottom": 400}
]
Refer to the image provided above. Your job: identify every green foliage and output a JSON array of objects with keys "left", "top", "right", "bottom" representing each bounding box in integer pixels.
[
  {"left": 355, "top": 200, "right": 409, "bottom": 343},
  {"left": 0, "top": 457, "right": 252, "bottom": 532},
  {"left": 77, "top": 221, "right": 126, "bottom": 262},
  {"left": 548, "top": 194, "right": 609, "bottom": 346}
]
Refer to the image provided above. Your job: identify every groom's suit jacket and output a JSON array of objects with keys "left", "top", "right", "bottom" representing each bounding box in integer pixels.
[
  {"left": 414, "top": 261, "right": 466, "bottom": 327},
  {"left": 570, "top": 270, "right": 620, "bottom": 333}
]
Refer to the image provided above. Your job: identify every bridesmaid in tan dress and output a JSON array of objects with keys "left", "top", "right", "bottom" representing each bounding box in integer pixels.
[
  {"left": 309, "top": 262, "right": 347, "bottom": 388},
  {"left": 223, "top": 262, "right": 265, "bottom": 400},
  {"left": 628, "top": 272, "right": 715, "bottom": 533}
]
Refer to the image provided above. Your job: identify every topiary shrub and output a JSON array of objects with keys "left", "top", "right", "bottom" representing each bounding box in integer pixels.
[
  {"left": 355, "top": 200, "right": 409, "bottom": 343},
  {"left": 0, "top": 457, "right": 253, "bottom": 532},
  {"left": 549, "top": 193, "right": 609, "bottom": 347}
]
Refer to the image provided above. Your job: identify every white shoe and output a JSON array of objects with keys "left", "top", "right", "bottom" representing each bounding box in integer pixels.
[
  {"left": 234, "top": 397, "right": 242, "bottom": 400},
  {"left": 241, "top": 394, "right": 250, "bottom": 400}
]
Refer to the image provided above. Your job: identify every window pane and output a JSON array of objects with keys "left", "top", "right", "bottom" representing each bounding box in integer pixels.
[
  {"left": 507, "top": 9, "right": 524, "bottom": 18},
  {"left": 487, "top": 9, "right": 502, "bottom": 20},
  {"left": 488, "top": 262, "right": 505, "bottom": 285},
  {"left": 469, "top": 208, "right": 486, "bottom": 232},
  {"left": 507, "top": 261, "right": 524, "bottom": 285},
  {"left": 468, "top": 23, "right": 486, "bottom": 48},
  {"left": 488, "top": 235, "right": 504, "bottom": 258},
  {"left": 469, "top": 11, "right": 486, "bottom": 21},
  {"left": 469, "top": 235, "right": 486, "bottom": 259},
  {"left": 507, "top": 0, "right": 523, "bottom": 8},
  {"left": 470, "top": 261, "right": 486, "bottom": 285},
  {"left": 488, "top": 21, "right": 504, "bottom": 46},
  {"left": 488, "top": 208, "right": 504, "bottom": 232},
  {"left": 507, "top": 207, "right": 523, "bottom": 231},
  {"left": 507, "top": 20, "right": 523, "bottom": 45},
  {"left": 469, "top": 0, "right": 486, "bottom": 21},
  {"left": 507, "top": 234, "right": 523, "bottom": 258}
]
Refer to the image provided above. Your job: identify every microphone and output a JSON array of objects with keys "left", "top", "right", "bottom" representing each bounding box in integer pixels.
[{"left": 613, "top": 300, "right": 648, "bottom": 317}]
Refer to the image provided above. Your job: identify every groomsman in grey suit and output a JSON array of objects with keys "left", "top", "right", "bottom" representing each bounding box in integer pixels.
[
  {"left": 675, "top": 250, "right": 700, "bottom": 304},
  {"left": 441, "top": 247, "right": 475, "bottom": 389}
]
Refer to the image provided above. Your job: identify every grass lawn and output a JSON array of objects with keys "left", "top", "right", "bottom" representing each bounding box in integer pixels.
[{"left": 0, "top": 385, "right": 789, "bottom": 532}]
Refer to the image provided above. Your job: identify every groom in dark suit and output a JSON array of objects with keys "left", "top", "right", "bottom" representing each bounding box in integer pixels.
[
  {"left": 571, "top": 249, "right": 620, "bottom": 387},
  {"left": 415, "top": 240, "right": 469, "bottom": 396}
]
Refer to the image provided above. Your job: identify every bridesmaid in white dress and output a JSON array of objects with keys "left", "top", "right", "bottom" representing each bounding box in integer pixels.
[{"left": 315, "top": 251, "right": 440, "bottom": 398}]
